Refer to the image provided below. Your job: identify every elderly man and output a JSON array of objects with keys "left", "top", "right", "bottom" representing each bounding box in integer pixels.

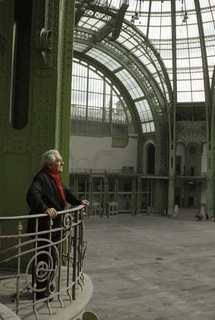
[{"left": 27, "top": 149, "right": 89, "bottom": 300}]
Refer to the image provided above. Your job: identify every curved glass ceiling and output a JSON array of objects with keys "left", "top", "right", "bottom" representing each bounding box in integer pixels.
[
  {"left": 124, "top": 0, "right": 215, "bottom": 103},
  {"left": 74, "top": 0, "right": 215, "bottom": 133}
]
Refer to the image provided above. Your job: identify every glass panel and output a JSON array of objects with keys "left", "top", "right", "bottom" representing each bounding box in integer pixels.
[
  {"left": 116, "top": 69, "right": 144, "bottom": 99},
  {"left": 142, "top": 122, "right": 155, "bottom": 134},
  {"left": 71, "top": 60, "right": 128, "bottom": 134},
  {"left": 135, "top": 100, "right": 153, "bottom": 122},
  {"left": 87, "top": 48, "right": 121, "bottom": 71}
]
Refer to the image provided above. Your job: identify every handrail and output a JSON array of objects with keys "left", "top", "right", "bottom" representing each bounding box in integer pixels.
[{"left": 0, "top": 205, "right": 87, "bottom": 319}]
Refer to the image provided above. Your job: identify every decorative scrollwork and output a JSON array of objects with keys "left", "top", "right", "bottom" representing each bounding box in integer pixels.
[
  {"left": 40, "top": 27, "right": 52, "bottom": 67},
  {"left": 35, "top": 252, "right": 53, "bottom": 288},
  {"left": 40, "top": 27, "right": 52, "bottom": 51},
  {"left": 26, "top": 241, "right": 59, "bottom": 294},
  {"left": 63, "top": 212, "right": 73, "bottom": 231}
]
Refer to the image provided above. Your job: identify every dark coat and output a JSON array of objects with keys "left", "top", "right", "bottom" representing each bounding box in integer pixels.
[{"left": 26, "top": 169, "right": 81, "bottom": 237}]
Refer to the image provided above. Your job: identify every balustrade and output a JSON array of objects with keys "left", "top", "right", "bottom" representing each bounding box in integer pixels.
[{"left": 0, "top": 205, "right": 87, "bottom": 319}]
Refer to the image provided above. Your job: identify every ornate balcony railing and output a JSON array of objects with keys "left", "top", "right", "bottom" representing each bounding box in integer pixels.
[{"left": 0, "top": 205, "right": 90, "bottom": 320}]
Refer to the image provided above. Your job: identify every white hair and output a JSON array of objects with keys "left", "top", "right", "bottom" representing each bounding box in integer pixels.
[{"left": 40, "top": 149, "right": 61, "bottom": 168}]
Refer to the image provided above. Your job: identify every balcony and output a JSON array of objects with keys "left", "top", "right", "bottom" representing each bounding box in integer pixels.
[{"left": 0, "top": 206, "right": 97, "bottom": 320}]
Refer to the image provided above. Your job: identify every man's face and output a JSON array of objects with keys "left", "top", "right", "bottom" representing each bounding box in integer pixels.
[{"left": 49, "top": 154, "right": 64, "bottom": 174}]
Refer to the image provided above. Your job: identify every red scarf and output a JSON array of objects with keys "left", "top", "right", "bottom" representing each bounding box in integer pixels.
[{"left": 46, "top": 169, "right": 66, "bottom": 207}]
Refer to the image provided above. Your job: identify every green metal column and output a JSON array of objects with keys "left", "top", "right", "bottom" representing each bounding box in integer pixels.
[
  {"left": 0, "top": 0, "right": 75, "bottom": 217},
  {"left": 194, "top": 0, "right": 215, "bottom": 218},
  {"left": 0, "top": 0, "right": 33, "bottom": 217},
  {"left": 56, "top": 0, "right": 75, "bottom": 186},
  {"left": 153, "top": 179, "right": 168, "bottom": 215},
  {"left": 210, "top": 70, "right": 215, "bottom": 218},
  {"left": 167, "top": 0, "right": 177, "bottom": 217}
]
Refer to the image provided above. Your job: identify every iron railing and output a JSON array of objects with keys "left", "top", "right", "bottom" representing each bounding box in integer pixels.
[{"left": 0, "top": 205, "right": 87, "bottom": 319}]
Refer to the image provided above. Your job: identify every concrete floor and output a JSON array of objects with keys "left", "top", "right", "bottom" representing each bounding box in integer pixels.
[{"left": 83, "top": 213, "right": 215, "bottom": 320}]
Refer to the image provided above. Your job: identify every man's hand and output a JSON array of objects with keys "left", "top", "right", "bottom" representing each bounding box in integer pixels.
[
  {"left": 81, "top": 199, "right": 89, "bottom": 206},
  {"left": 45, "top": 208, "right": 58, "bottom": 218}
]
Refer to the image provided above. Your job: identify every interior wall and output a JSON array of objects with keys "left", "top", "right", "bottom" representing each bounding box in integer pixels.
[{"left": 70, "top": 136, "right": 137, "bottom": 172}]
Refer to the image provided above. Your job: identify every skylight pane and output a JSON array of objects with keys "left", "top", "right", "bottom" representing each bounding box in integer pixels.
[
  {"left": 116, "top": 69, "right": 143, "bottom": 99},
  {"left": 87, "top": 49, "right": 121, "bottom": 71},
  {"left": 135, "top": 100, "right": 153, "bottom": 122},
  {"left": 142, "top": 122, "right": 155, "bottom": 133}
]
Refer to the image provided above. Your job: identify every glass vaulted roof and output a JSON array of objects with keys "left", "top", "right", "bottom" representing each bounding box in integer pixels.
[{"left": 73, "top": 0, "right": 215, "bottom": 134}]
